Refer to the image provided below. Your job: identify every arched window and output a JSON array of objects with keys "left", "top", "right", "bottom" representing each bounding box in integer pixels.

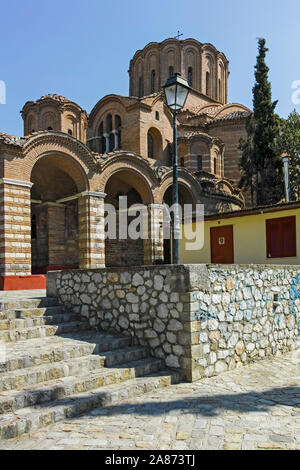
[
  {"left": 138, "top": 77, "right": 143, "bottom": 97},
  {"left": 148, "top": 133, "right": 154, "bottom": 158},
  {"left": 155, "top": 111, "right": 159, "bottom": 121},
  {"left": 169, "top": 66, "right": 174, "bottom": 78},
  {"left": 68, "top": 129, "right": 72, "bottom": 136},
  {"left": 214, "top": 157, "right": 217, "bottom": 175},
  {"left": 206, "top": 72, "right": 210, "bottom": 97},
  {"left": 218, "top": 79, "right": 222, "bottom": 101},
  {"left": 98, "top": 121, "right": 105, "bottom": 154},
  {"left": 151, "top": 70, "right": 156, "bottom": 93},
  {"left": 180, "top": 158, "right": 185, "bottom": 167},
  {"left": 147, "top": 128, "right": 163, "bottom": 160},
  {"left": 188, "top": 67, "right": 193, "bottom": 87},
  {"left": 47, "top": 127, "right": 53, "bottom": 131},
  {"left": 106, "top": 114, "right": 112, "bottom": 133}
]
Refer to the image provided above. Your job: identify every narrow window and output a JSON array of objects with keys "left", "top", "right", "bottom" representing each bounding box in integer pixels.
[
  {"left": 188, "top": 67, "right": 193, "bottom": 87},
  {"left": 169, "top": 66, "right": 174, "bottom": 78},
  {"left": 155, "top": 111, "right": 159, "bottom": 120},
  {"left": 151, "top": 70, "right": 156, "bottom": 93},
  {"left": 106, "top": 114, "right": 112, "bottom": 133},
  {"left": 214, "top": 158, "right": 217, "bottom": 175},
  {"left": 206, "top": 72, "right": 210, "bottom": 96},
  {"left": 148, "top": 133, "right": 154, "bottom": 158},
  {"left": 68, "top": 129, "right": 72, "bottom": 135},
  {"left": 115, "top": 115, "right": 122, "bottom": 149},
  {"left": 109, "top": 133, "right": 114, "bottom": 152},
  {"left": 180, "top": 158, "right": 185, "bottom": 167},
  {"left": 266, "top": 216, "right": 296, "bottom": 258},
  {"left": 218, "top": 79, "right": 222, "bottom": 101},
  {"left": 101, "top": 136, "right": 106, "bottom": 154},
  {"left": 197, "top": 156, "right": 203, "bottom": 171}
]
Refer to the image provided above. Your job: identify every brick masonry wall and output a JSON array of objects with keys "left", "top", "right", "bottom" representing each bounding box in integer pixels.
[
  {"left": 47, "top": 264, "right": 300, "bottom": 382},
  {"left": 0, "top": 182, "right": 32, "bottom": 275}
]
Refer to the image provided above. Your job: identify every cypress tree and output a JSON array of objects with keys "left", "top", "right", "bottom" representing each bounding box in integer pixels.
[{"left": 239, "top": 38, "right": 284, "bottom": 206}]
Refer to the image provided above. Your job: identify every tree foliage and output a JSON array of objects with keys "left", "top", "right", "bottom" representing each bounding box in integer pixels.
[
  {"left": 239, "top": 38, "right": 284, "bottom": 206},
  {"left": 276, "top": 110, "right": 300, "bottom": 201}
]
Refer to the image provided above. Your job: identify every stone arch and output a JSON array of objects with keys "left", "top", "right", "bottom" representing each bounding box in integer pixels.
[
  {"left": 21, "top": 133, "right": 97, "bottom": 187},
  {"left": 157, "top": 171, "right": 201, "bottom": 206},
  {"left": 99, "top": 154, "right": 157, "bottom": 205},
  {"left": 29, "top": 148, "right": 90, "bottom": 275},
  {"left": 103, "top": 165, "right": 156, "bottom": 268}
]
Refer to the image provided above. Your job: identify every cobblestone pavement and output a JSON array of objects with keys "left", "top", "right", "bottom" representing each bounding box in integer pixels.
[{"left": 0, "top": 350, "right": 299, "bottom": 450}]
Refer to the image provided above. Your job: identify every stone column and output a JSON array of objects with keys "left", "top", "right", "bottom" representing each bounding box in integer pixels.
[
  {"left": 78, "top": 191, "right": 106, "bottom": 269},
  {"left": 144, "top": 204, "right": 164, "bottom": 265},
  {"left": 103, "top": 133, "right": 109, "bottom": 154},
  {"left": 0, "top": 178, "right": 33, "bottom": 276},
  {"left": 112, "top": 130, "right": 119, "bottom": 150}
]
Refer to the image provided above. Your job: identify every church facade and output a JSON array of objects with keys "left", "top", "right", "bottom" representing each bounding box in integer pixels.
[{"left": 0, "top": 38, "right": 251, "bottom": 287}]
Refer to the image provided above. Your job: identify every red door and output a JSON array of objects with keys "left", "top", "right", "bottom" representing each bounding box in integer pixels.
[{"left": 210, "top": 225, "right": 234, "bottom": 264}]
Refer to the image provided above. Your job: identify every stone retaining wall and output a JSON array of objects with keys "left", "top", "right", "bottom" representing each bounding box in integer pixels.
[{"left": 47, "top": 264, "right": 300, "bottom": 382}]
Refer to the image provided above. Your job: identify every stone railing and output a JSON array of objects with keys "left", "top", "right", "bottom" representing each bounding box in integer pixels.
[{"left": 47, "top": 264, "right": 300, "bottom": 382}]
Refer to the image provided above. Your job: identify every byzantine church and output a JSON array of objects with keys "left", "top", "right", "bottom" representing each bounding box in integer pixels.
[{"left": 0, "top": 37, "right": 251, "bottom": 276}]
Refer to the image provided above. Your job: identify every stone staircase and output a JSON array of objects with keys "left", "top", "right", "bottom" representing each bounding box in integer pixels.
[{"left": 0, "top": 295, "right": 182, "bottom": 440}]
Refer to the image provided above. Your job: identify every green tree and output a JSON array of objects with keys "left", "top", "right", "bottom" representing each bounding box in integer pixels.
[
  {"left": 239, "top": 38, "right": 284, "bottom": 206},
  {"left": 276, "top": 110, "right": 300, "bottom": 201}
]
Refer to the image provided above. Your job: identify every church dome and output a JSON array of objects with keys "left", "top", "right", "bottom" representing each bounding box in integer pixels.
[
  {"left": 129, "top": 37, "right": 229, "bottom": 104},
  {"left": 21, "top": 94, "right": 88, "bottom": 142}
]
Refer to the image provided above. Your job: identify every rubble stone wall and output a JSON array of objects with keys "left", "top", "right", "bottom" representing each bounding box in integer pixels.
[{"left": 47, "top": 264, "right": 300, "bottom": 382}]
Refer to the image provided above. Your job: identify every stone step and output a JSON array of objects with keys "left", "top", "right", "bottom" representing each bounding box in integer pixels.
[
  {"left": 0, "top": 313, "right": 79, "bottom": 330},
  {"left": 0, "top": 355, "right": 104, "bottom": 392},
  {"left": 0, "top": 298, "right": 59, "bottom": 311},
  {"left": 0, "top": 306, "right": 64, "bottom": 320},
  {"left": 0, "top": 357, "right": 164, "bottom": 414},
  {"left": 0, "top": 332, "right": 132, "bottom": 372},
  {"left": 0, "top": 322, "right": 89, "bottom": 343},
  {"left": 0, "top": 370, "right": 182, "bottom": 440},
  {"left": 0, "top": 346, "right": 149, "bottom": 392}
]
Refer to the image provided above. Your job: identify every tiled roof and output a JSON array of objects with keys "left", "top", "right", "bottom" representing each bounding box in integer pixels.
[{"left": 213, "top": 111, "right": 250, "bottom": 122}]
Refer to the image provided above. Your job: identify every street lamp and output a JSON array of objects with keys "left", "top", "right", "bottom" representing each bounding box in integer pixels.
[{"left": 163, "top": 72, "right": 190, "bottom": 264}]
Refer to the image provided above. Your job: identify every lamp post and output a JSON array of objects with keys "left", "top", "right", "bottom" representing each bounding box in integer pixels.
[{"left": 163, "top": 72, "right": 190, "bottom": 265}]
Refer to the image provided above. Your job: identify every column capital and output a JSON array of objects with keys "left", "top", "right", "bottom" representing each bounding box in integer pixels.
[{"left": 0, "top": 178, "right": 33, "bottom": 188}]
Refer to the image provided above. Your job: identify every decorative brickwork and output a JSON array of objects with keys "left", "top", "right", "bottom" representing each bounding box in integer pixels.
[
  {"left": 78, "top": 192, "right": 105, "bottom": 269},
  {"left": 0, "top": 180, "right": 32, "bottom": 276}
]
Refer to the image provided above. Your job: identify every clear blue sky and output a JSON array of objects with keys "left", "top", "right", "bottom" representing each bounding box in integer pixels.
[{"left": 0, "top": 0, "right": 299, "bottom": 136}]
